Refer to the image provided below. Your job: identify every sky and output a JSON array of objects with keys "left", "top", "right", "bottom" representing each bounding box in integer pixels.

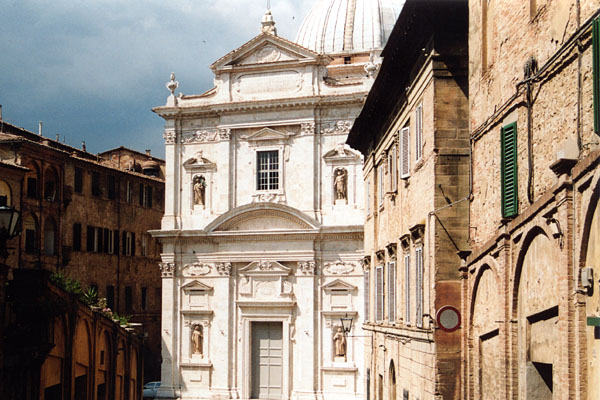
[{"left": 0, "top": 0, "right": 315, "bottom": 159}]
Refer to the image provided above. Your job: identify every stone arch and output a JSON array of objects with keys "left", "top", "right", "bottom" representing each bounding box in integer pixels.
[
  {"left": 470, "top": 262, "right": 502, "bottom": 400},
  {"left": 24, "top": 160, "right": 41, "bottom": 199},
  {"left": 23, "top": 213, "right": 39, "bottom": 254},
  {"left": 40, "top": 316, "right": 67, "bottom": 400},
  {"left": 43, "top": 217, "right": 57, "bottom": 256},
  {"left": 388, "top": 360, "right": 396, "bottom": 400},
  {"left": 43, "top": 165, "right": 59, "bottom": 202},
  {"left": 73, "top": 319, "right": 92, "bottom": 400},
  {"left": 96, "top": 330, "right": 112, "bottom": 400},
  {"left": 115, "top": 338, "right": 126, "bottom": 400},
  {"left": 512, "top": 227, "right": 559, "bottom": 399},
  {"left": 0, "top": 179, "right": 12, "bottom": 205}
]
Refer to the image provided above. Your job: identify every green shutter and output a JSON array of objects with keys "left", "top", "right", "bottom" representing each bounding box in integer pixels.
[
  {"left": 594, "top": 18, "right": 600, "bottom": 134},
  {"left": 501, "top": 122, "right": 518, "bottom": 218}
]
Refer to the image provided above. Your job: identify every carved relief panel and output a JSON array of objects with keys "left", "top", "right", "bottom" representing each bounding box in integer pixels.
[{"left": 237, "top": 260, "right": 293, "bottom": 300}]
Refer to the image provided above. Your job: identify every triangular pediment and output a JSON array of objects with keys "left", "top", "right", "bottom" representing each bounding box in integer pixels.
[
  {"left": 323, "top": 143, "right": 362, "bottom": 163},
  {"left": 210, "top": 32, "right": 328, "bottom": 72},
  {"left": 183, "top": 151, "right": 216, "bottom": 171},
  {"left": 239, "top": 260, "right": 291, "bottom": 276},
  {"left": 182, "top": 280, "right": 214, "bottom": 292},
  {"left": 323, "top": 279, "right": 357, "bottom": 291},
  {"left": 245, "top": 127, "right": 289, "bottom": 142}
]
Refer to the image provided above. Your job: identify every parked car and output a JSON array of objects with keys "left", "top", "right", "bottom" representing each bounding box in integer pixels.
[{"left": 143, "top": 382, "right": 161, "bottom": 398}]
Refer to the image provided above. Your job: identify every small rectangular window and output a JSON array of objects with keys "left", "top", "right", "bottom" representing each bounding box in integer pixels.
[
  {"left": 27, "top": 177, "right": 37, "bottom": 198},
  {"left": 415, "top": 103, "right": 423, "bottom": 162},
  {"left": 74, "top": 167, "right": 83, "bottom": 194},
  {"left": 256, "top": 150, "right": 279, "bottom": 191},
  {"left": 73, "top": 223, "right": 82, "bottom": 251},
  {"left": 91, "top": 172, "right": 101, "bottom": 196},
  {"left": 126, "top": 181, "right": 132, "bottom": 204},
  {"left": 125, "top": 286, "right": 133, "bottom": 313},
  {"left": 375, "top": 265, "right": 384, "bottom": 321},
  {"left": 501, "top": 122, "right": 518, "bottom": 218}
]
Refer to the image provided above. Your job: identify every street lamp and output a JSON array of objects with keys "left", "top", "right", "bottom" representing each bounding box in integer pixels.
[
  {"left": 340, "top": 313, "right": 353, "bottom": 335},
  {"left": 0, "top": 199, "right": 21, "bottom": 259}
]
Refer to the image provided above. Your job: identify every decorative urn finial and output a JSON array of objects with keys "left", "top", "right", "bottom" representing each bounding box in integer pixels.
[
  {"left": 261, "top": 9, "right": 277, "bottom": 35},
  {"left": 166, "top": 72, "right": 179, "bottom": 95}
]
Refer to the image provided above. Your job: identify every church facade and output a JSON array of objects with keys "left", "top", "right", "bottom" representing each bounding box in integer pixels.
[{"left": 151, "top": 2, "right": 403, "bottom": 398}]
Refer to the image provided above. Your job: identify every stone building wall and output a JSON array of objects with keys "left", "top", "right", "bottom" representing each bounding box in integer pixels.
[{"left": 464, "top": 1, "right": 600, "bottom": 399}]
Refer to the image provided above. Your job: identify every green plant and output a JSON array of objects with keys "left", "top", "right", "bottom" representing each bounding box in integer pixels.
[
  {"left": 49, "top": 272, "right": 83, "bottom": 296},
  {"left": 82, "top": 286, "right": 98, "bottom": 306},
  {"left": 113, "top": 313, "right": 131, "bottom": 326}
]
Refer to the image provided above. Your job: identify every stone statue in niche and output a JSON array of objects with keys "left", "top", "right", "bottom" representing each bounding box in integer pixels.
[
  {"left": 334, "top": 168, "right": 348, "bottom": 203},
  {"left": 333, "top": 327, "right": 346, "bottom": 358},
  {"left": 191, "top": 324, "right": 203, "bottom": 356},
  {"left": 193, "top": 175, "right": 206, "bottom": 208}
]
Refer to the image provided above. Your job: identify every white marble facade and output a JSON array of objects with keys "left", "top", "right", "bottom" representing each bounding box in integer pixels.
[{"left": 151, "top": 6, "right": 389, "bottom": 399}]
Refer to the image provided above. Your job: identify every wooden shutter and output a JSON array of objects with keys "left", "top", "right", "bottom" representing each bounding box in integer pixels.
[
  {"left": 378, "top": 166, "right": 384, "bottom": 205},
  {"left": 131, "top": 232, "right": 136, "bottom": 256},
  {"left": 501, "top": 122, "right": 518, "bottom": 218},
  {"left": 416, "top": 247, "right": 423, "bottom": 328},
  {"left": 376, "top": 265, "right": 384, "bottom": 321},
  {"left": 415, "top": 103, "right": 423, "bottom": 161},
  {"left": 388, "top": 261, "right": 396, "bottom": 322},
  {"left": 391, "top": 145, "right": 398, "bottom": 192},
  {"left": 404, "top": 254, "right": 411, "bottom": 324},
  {"left": 86, "top": 226, "right": 94, "bottom": 252},
  {"left": 113, "top": 229, "right": 119, "bottom": 254},
  {"left": 400, "top": 127, "right": 410, "bottom": 179},
  {"left": 594, "top": 17, "right": 600, "bottom": 134},
  {"left": 364, "top": 270, "right": 370, "bottom": 321}
]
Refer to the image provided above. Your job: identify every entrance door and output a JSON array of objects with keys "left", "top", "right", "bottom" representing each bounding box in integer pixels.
[{"left": 251, "top": 322, "right": 283, "bottom": 399}]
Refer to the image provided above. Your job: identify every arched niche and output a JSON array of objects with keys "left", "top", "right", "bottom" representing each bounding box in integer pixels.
[
  {"left": 388, "top": 360, "right": 396, "bottom": 400},
  {"left": 43, "top": 217, "right": 57, "bottom": 256},
  {"left": 471, "top": 264, "right": 502, "bottom": 400},
  {"left": 514, "top": 230, "right": 559, "bottom": 399},
  {"left": 40, "top": 317, "right": 66, "bottom": 400},
  {"left": 0, "top": 179, "right": 12, "bottom": 205},
  {"left": 73, "top": 319, "right": 91, "bottom": 400}
]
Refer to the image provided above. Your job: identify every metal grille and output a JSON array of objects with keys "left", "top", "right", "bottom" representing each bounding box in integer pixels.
[{"left": 257, "top": 150, "right": 279, "bottom": 191}]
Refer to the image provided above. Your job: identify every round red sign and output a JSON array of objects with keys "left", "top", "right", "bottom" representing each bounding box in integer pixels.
[{"left": 436, "top": 305, "right": 461, "bottom": 332}]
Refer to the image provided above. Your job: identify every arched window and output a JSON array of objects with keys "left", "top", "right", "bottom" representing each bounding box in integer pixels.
[
  {"left": 0, "top": 180, "right": 12, "bottom": 206},
  {"left": 25, "top": 162, "right": 40, "bottom": 199},
  {"left": 44, "top": 217, "right": 57, "bottom": 256},
  {"left": 44, "top": 167, "right": 59, "bottom": 202},
  {"left": 389, "top": 360, "right": 396, "bottom": 400},
  {"left": 23, "top": 214, "right": 38, "bottom": 254}
]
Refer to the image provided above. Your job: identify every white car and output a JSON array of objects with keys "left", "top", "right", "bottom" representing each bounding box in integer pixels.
[{"left": 142, "top": 382, "right": 161, "bottom": 398}]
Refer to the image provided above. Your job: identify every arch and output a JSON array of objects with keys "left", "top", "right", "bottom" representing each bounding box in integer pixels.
[
  {"left": 73, "top": 319, "right": 91, "bottom": 400},
  {"left": 115, "top": 338, "right": 126, "bottom": 400},
  {"left": 129, "top": 347, "right": 138, "bottom": 400},
  {"left": 23, "top": 213, "right": 39, "bottom": 254},
  {"left": 43, "top": 166, "right": 59, "bottom": 202},
  {"left": 388, "top": 360, "right": 396, "bottom": 400},
  {"left": 24, "top": 161, "right": 40, "bottom": 199},
  {"left": 96, "top": 330, "right": 112, "bottom": 400},
  {"left": 43, "top": 217, "right": 57, "bottom": 256},
  {"left": 0, "top": 179, "right": 12, "bottom": 206},
  {"left": 205, "top": 202, "right": 321, "bottom": 232},
  {"left": 512, "top": 227, "right": 559, "bottom": 399},
  {"left": 40, "top": 317, "right": 67, "bottom": 400}
]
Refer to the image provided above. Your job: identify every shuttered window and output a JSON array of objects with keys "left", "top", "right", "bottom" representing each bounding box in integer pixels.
[
  {"left": 404, "top": 254, "right": 411, "bottom": 324},
  {"left": 501, "top": 122, "right": 518, "bottom": 218},
  {"left": 364, "top": 270, "right": 370, "bottom": 321},
  {"left": 375, "top": 265, "right": 384, "bottom": 321},
  {"left": 400, "top": 127, "right": 410, "bottom": 178},
  {"left": 390, "top": 145, "right": 398, "bottom": 192},
  {"left": 388, "top": 261, "right": 396, "bottom": 322},
  {"left": 415, "top": 103, "right": 423, "bottom": 161},
  {"left": 366, "top": 179, "right": 371, "bottom": 215},
  {"left": 415, "top": 247, "right": 424, "bottom": 328},
  {"left": 378, "top": 165, "right": 384, "bottom": 206},
  {"left": 594, "top": 17, "right": 600, "bottom": 134}
]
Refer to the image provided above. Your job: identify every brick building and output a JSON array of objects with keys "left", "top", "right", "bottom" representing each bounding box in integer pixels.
[
  {"left": 0, "top": 118, "right": 165, "bottom": 382},
  {"left": 346, "top": 1, "right": 469, "bottom": 399},
  {"left": 463, "top": 1, "right": 600, "bottom": 399}
]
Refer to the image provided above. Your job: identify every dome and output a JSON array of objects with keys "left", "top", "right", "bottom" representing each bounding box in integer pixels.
[{"left": 295, "top": 0, "right": 404, "bottom": 54}]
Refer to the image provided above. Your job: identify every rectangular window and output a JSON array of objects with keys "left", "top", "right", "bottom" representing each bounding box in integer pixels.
[
  {"left": 404, "top": 253, "right": 411, "bottom": 325},
  {"left": 91, "top": 171, "right": 101, "bottom": 196},
  {"left": 27, "top": 177, "right": 37, "bottom": 198},
  {"left": 416, "top": 247, "right": 424, "bottom": 328},
  {"left": 107, "top": 175, "right": 116, "bottom": 200},
  {"left": 415, "top": 103, "right": 423, "bottom": 161},
  {"left": 364, "top": 270, "right": 370, "bottom": 322},
  {"left": 107, "top": 229, "right": 114, "bottom": 254},
  {"left": 95, "top": 227, "right": 103, "bottom": 253},
  {"left": 595, "top": 17, "right": 600, "bottom": 134},
  {"left": 73, "top": 223, "right": 82, "bottom": 251},
  {"left": 378, "top": 164, "right": 384, "bottom": 206},
  {"left": 388, "top": 261, "right": 396, "bottom": 322},
  {"left": 143, "top": 185, "right": 153, "bottom": 208},
  {"left": 113, "top": 229, "right": 119, "bottom": 255},
  {"left": 400, "top": 127, "right": 410, "bottom": 178},
  {"left": 125, "top": 286, "right": 133, "bottom": 313},
  {"left": 139, "top": 183, "right": 144, "bottom": 206},
  {"left": 25, "top": 229, "right": 36, "bottom": 253},
  {"left": 86, "top": 226, "right": 94, "bottom": 252},
  {"left": 74, "top": 167, "right": 83, "bottom": 194},
  {"left": 375, "top": 265, "right": 384, "bottom": 321},
  {"left": 501, "top": 122, "right": 518, "bottom": 218},
  {"left": 256, "top": 150, "right": 279, "bottom": 191},
  {"left": 141, "top": 287, "right": 148, "bottom": 311},
  {"left": 126, "top": 181, "right": 132, "bottom": 204},
  {"left": 123, "top": 232, "right": 135, "bottom": 256},
  {"left": 389, "top": 145, "right": 398, "bottom": 192},
  {"left": 106, "top": 285, "right": 115, "bottom": 311}
]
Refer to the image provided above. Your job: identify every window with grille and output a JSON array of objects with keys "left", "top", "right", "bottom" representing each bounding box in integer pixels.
[
  {"left": 375, "top": 265, "right": 384, "bottom": 321},
  {"left": 415, "top": 103, "right": 423, "bottom": 162},
  {"left": 404, "top": 253, "right": 411, "bottom": 324},
  {"left": 388, "top": 261, "right": 396, "bottom": 322},
  {"left": 256, "top": 150, "right": 279, "bottom": 191},
  {"left": 415, "top": 247, "right": 424, "bottom": 328},
  {"left": 501, "top": 122, "right": 518, "bottom": 218}
]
